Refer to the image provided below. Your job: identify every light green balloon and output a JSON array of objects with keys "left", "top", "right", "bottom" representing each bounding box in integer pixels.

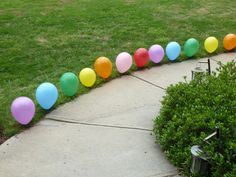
[
  {"left": 184, "top": 38, "right": 200, "bottom": 57},
  {"left": 60, "top": 72, "right": 79, "bottom": 96}
]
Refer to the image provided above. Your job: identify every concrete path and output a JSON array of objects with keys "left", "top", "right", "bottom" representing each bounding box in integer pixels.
[{"left": 0, "top": 53, "right": 235, "bottom": 177}]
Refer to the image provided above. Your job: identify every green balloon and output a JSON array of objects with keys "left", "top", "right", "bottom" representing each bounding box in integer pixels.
[
  {"left": 60, "top": 72, "right": 79, "bottom": 96},
  {"left": 184, "top": 38, "right": 200, "bottom": 57}
]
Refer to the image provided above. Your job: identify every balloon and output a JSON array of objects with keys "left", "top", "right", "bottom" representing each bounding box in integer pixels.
[
  {"left": 184, "top": 38, "right": 200, "bottom": 57},
  {"left": 94, "top": 57, "right": 112, "bottom": 79},
  {"left": 116, "top": 52, "right": 133, "bottom": 73},
  {"left": 36, "top": 82, "right": 58, "bottom": 110},
  {"left": 11, "top": 97, "right": 35, "bottom": 125},
  {"left": 148, "top": 44, "right": 164, "bottom": 63},
  {"left": 223, "top": 33, "right": 236, "bottom": 51},
  {"left": 134, "top": 48, "right": 149, "bottom": 67},
  {"left": 60, "top": 72, "right": 79, "bottom": 96},
  {"left": 79, "top": 68, "right": 96, "bottom": 87},
  {"left": 204, "top": 36, "right": 218, "bottom": 53},
  {"left": 166, "top": 42, "right": 181, "bottom": 61}
]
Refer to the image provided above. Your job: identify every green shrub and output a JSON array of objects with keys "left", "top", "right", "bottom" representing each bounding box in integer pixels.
[{"left": 153, "top": 62, "right": 236, "bottom": 177}]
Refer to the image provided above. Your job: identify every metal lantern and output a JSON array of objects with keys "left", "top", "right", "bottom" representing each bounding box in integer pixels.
[
  {"left": 191, "top": 58, "right": 211, "bottom": 80},
  {"left": 190, "top": 145, "right": 210, "bottom": 176},
  {"left": 190, "top": 127, "right": 219, "bottom": 176}
]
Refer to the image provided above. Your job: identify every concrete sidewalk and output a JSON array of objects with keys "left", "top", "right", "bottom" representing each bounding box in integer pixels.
[{"left": 0, "top": 53, "right": 235, "bottom": 177}]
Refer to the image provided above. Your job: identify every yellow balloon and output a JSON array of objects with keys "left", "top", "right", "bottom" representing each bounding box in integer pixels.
[
  {"left": 79, "top": 68, "right": 96, "bottom": 87},
  {"left": 204, "top": 36, "right": 218, "bottom": 53}
]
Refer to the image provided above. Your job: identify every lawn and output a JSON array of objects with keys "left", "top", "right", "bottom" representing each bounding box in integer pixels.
[{"left": 0, "top": 0, "right": 235, "bottom": 139}]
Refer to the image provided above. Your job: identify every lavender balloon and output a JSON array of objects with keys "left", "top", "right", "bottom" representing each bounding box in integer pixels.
[
  {"left": 148, "top": 45, "right": 165, "bottom": 63},
  {"left": 11, "top": 97, "right": 35, "bottom": 125}
]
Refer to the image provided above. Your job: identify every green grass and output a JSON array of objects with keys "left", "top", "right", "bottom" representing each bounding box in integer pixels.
[{"left": 0, "top": 0, "right": 235, "bottom": 138}]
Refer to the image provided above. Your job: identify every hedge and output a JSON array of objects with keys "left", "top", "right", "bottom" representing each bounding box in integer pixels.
[{"left": 153, "top": 61, "right": 236, "bottom": 177}]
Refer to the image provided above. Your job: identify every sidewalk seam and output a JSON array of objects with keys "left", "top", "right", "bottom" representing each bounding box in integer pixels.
[
  {"left": 46, "top": 117, "right": 152, "bottom": 132},
  {"left": 130, "top": 74, "right": 166, "bottom": 91},
  {"left": 146, "top": 169, "right": 180, "bottom": 177}
]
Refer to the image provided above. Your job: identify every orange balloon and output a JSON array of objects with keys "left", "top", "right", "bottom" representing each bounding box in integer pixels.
[
  {"left": 223, "top": 33, "right": 236, "bottom": 51},
  {"left": 94, "top": 57, "right": 112, "bottom": 79}
]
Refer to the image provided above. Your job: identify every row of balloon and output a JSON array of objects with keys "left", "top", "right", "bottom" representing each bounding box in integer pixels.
[{"left": 11, "top": 33, "right": 236, "bottom": 125}]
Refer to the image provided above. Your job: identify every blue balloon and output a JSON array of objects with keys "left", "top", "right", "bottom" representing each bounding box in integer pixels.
[
  {"left": 166, "top": 42, "right": 181, "bottom": 61},
  {"left": 36, "top": 82, "right": 58, "bottom": 110}
]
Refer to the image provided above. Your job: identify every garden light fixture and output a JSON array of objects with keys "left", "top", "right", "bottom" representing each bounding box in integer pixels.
[{"left": 190, "top": 126, "right": 220, "bottom": 176}]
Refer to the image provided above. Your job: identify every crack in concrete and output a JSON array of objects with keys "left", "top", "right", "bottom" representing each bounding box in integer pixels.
[{"left": 46, "top": 117, "right": 152, "bottom": 132}]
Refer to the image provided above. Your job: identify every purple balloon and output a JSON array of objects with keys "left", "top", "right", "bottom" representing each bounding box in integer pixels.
[
  {"left": 11, "top": 97, "right": 35, "bottom": 125},
  {"left": 148, "top": 44, "right": 165, "bottom": 63}
]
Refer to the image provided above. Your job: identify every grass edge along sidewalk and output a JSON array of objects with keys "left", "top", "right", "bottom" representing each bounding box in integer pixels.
[{"left": 1, "top": 0, "right": 236, "bottom": 141}]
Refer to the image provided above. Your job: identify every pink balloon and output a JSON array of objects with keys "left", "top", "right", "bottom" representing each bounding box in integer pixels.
[
  {"left": 11, "top": 97, "right": 35, "bottom": 125},
  {"left": 116, "top": 52, "right": 133, "bottom": 73},
  {"left": 148, "top": 44, "right": 165, "bottom": 63}
]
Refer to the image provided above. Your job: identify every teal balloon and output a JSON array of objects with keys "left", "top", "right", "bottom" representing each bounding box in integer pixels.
[
  {"left": 36, "top": 82, "right": 58, "bottom": 110},
  {"left": 184, "top": 38, "right": 199, "bottom": 57},
  {"left": 60, "top": 72, "right": 79, "bottom": 96}
]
